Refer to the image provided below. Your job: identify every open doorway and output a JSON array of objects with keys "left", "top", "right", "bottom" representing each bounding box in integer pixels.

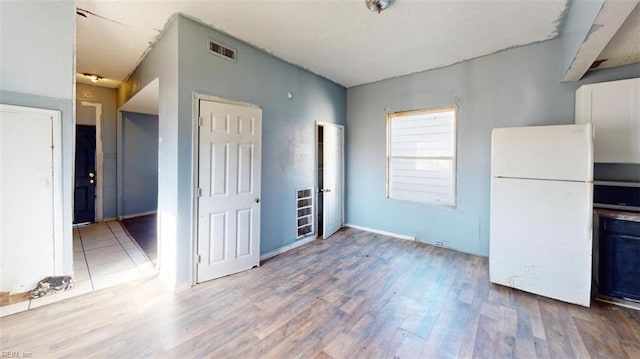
[
  {"left": 118, "top": 78, "right": 160, "bottom": 266},
  {"left": 316, "top": 123, "right": 344, "bottom": 239},
  {"left": 65, "top": 86, "right": 156, "bottom": 308},
  {"left": 74, "top": 101, "right": 103, "bottom": 224}
]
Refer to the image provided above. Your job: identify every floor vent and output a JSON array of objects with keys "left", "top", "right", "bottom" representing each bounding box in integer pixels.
[
  {"left": 208, "top": 39, "right": 236, "bottom": 61},
  {"left": 296, "top": 188, "right": 314, "bottom": 239}
]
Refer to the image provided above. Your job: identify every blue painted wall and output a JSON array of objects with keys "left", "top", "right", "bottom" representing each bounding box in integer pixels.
[
  {"left": 118, "top": 15, "right": 179, "bottom": 287},
  {"left": 176, "top": 16, "right": 346, "bottom": 254},
  {"left": 119, "top": 15, "right": 346, "bottom": 288},
  {"left": 346, "top": 38, "right": 639, "bottom": 257},
  {"left": 0, "top": 0, "right": 75, "bottom": 274},
  {"left": 121, "top": 112, "right": 159, "bottom": 216},
  {"left": 1, "top": 1, "right": 75, "bottom": 99}
]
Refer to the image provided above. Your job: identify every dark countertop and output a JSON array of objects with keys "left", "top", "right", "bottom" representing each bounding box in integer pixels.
[{"left": 594, "top": 208, "right": 640, "bottom": 222}]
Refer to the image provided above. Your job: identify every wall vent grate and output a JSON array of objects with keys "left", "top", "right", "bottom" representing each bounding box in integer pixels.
[
  {"left": 296, "top": 188, "right": 314, "bottom": 239},
  {"left": 208, "top": 39, "right": 236, "bottom": 61}
]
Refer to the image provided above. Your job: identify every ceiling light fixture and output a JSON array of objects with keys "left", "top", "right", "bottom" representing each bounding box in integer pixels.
[
  {"left": 83, "top": 73, "right": 103, "bottom": 83},
  {"left": 366, "top": 0, "right": 391, "bottom": 13}
]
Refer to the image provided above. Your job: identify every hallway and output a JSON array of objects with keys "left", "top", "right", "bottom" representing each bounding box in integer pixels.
[{"left": 0, "top": 221, "right": 155, "bottom": 317}]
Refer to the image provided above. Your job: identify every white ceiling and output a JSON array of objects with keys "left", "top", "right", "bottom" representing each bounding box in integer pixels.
[
  {"left": 595, "top": 3, "right": 640, "bottom": 71},
  {"left": 76, "top": 0, "right": 571, "bottom": 88},
  {"left": 76, "top": 0, "right": 574, "bottom": 89}
]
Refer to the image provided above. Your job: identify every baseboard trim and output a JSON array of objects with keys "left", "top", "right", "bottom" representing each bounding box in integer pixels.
[
  {"left": 173, "top": 281, "right": 192, "bottom": 293},
  {"left": 157, "top": 272, "right": 192, "bottom": 293},
  {"left": 72, "top": 217, "right": 119, "bottom": 227},
  {"left": 344, "top": 224, "right": 415, "bottom": 241},
  {"left": 595, "top": 295, "right": 640, "bottom": 311},
  {"left": 72, "top": 222, "right": 91, "bottom": 228},
  {"left": 260, "top": 236, "right": 317, "bottom": 261},
  {"left": 119, "top": 210, "right": 157, "bottom": 220}
]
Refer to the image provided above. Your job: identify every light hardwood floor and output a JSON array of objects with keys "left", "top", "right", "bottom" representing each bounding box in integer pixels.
[{"left": 1, "top": 228, "right": 639, "bottom": 358}]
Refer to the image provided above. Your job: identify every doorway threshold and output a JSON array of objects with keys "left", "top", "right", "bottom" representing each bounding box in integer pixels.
[
  {"left": 595, "top": 295, "right": 640, "bottom": 311},
  {"left": 1, "top": 221, "right": 156, "bottom": 318}
]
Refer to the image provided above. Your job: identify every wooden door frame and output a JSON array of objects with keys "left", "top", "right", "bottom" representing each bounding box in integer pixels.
[
  {"left": 315, "top": 122, "right": 345, "bottom": 239},
  {"left": 0, "top": 104, "right": 64, "bottom": 275},
  {"left": 77, "top": 101, "right": 103, "bottom": 221},
  {"left": 191, "top": 93, "right": 261, "bottom": 286}
]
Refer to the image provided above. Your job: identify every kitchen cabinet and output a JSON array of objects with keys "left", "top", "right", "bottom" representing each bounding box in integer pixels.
[
  {"left": 598, "top": 216, "right": 640, "bottom": 301},
  {"left": 575, "top": 78, "right": 640, "bottom": 164}
]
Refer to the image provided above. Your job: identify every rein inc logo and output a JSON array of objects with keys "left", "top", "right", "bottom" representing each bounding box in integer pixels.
[{"left": 1, "top": 352, "right": 32, "bottom": 358}]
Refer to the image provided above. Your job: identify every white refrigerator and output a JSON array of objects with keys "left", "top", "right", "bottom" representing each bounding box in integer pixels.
[{"left": 490, "top": 123, "right": 594, "bottom": 307}]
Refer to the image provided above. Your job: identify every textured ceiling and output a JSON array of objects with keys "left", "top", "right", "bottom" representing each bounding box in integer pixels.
[
  {"left": 76, "top": 0, "right": 571, "bottom": 88},
  {"left": 594, "top": 3, "right": 640, "bottom": 71}
]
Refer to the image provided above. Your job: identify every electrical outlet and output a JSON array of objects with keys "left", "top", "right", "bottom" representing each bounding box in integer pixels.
[{"left": 435, "top": 241, "right": 445, "bottom": 247}]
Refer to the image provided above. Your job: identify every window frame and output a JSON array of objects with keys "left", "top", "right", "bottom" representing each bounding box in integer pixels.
[{"left": 385, "top": 106, "right": 458, "bottom": 207}]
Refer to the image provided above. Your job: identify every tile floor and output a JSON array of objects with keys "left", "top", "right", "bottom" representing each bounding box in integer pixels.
[{"left": 0, "top": 221, "right": 156, "bottom": 317}]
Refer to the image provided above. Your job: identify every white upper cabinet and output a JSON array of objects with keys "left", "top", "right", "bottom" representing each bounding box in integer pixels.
[{"left": 575, "top": 78, "right": 640, "bottom": 164}]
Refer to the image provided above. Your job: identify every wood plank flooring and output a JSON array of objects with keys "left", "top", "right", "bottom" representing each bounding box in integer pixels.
[
  {"left": 121, "top": 214, "right": 157, "bottom": 263},
  {"left": 1, "top": 228, "right": 639, "bottom": 358}
]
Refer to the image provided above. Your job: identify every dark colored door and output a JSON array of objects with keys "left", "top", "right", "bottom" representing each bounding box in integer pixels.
[
  {"left": 74, "top": 125, "right": 96, "bottom": 224},
  {"left": 599, "top": 218, "right": 640, "bottom": 301}
]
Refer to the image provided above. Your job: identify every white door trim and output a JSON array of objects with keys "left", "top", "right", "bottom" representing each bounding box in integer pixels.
[
  {"left": 315, "top": 122, "right": 345, "bottom": 238},
  {"left": 191, "top": 93, "right": 262, "bottom": 286},
  {"left": 195, "top": 93, "right": 260, "bottom": 109},
  {"left": 79, "top": 101, "right": 103, "bottom": 221},
  {"left": 0, "top": 104, "right": 64, "bottom": 275}
]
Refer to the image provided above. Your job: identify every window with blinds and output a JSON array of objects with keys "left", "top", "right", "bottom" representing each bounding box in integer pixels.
[{"left": 386, "top": 107, "right": 457, "bottom": 206}]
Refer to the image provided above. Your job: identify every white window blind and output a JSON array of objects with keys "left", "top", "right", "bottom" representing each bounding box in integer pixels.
[{"left": 387, "top": 108, "right": 457, "bottom": 206}]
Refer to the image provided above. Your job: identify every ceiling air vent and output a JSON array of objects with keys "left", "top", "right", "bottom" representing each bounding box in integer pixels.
[{"left": 208, "top": 39, "right": 236, "bottom": 61}]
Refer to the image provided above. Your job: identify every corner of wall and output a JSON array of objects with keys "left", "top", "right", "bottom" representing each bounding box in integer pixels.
[{"left": 559, "top": 0, "right": 605, "bottom": 79}]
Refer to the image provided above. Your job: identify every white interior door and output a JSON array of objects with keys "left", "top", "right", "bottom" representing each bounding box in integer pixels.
[
  {"left": 197, "top": 99, "right": 261, "bottom": 283},
  {"left": 0, "top": 105, "right": 62, "bottom": 293},
  {"left": 322, "top": 124, "right": 343, "bottom": 238}
]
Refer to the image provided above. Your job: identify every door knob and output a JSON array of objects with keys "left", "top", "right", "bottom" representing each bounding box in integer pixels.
[
  {"left": 254, "top": 198, "right": 260, "bottom": 203},
  {"left": 89, "top": 179, "right": 95, "bottom": 184},
  {"left": 89, "top": 172, "right": 95, "bottom": 178}
]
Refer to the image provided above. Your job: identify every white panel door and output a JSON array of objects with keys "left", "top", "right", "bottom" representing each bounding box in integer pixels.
[
  {"left": 0, "top": 105, "right": 60, "bottom": 293},
  {"left": 197, "top": 100, "right": 261, "bottom": 283},
  {"left": 490, "top": 177, "right": 593, "bottom": 307},
  {"left": 492, "top": 124, "right": 593, "bottom": 181},
  {"left": 322, "top": 124, "right": 343, "bottom": 238}
]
